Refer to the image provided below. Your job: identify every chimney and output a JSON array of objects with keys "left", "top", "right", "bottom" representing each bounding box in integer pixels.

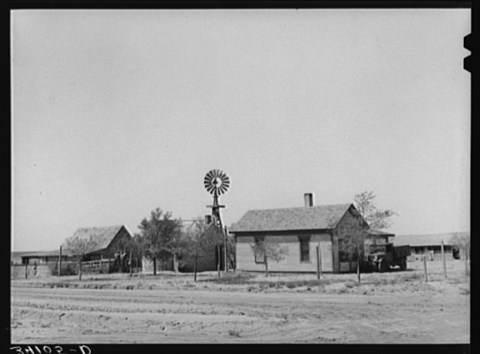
[
  {"left": 205, "top": 215, "right": 212, "bottom": 224},
  {"left": 304, "top": 193, "right": 315, "bottom": 207}
]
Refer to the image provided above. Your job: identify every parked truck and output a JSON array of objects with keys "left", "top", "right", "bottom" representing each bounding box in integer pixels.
[{"left": 367, "top": 243, "right": 410, "bottom": 272}]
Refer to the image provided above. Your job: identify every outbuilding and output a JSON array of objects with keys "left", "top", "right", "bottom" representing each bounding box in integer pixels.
[
  {"left": 68, "top": 225, "right": 134, "bottom": 272},
  {"left": 20, "top": 249, "right": 74, "bottom": 265},
  {"left": 394, "top": 232, "right": 467, "bottom": 261}
]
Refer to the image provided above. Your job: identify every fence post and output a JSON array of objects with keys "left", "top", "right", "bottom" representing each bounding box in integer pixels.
[
  {"left": 423, "top": 254, "right": 428, "bottom": 282},
  {"left": 25, "top": 262, "right": 28, "bottom": 279},
  {"left": 58, "top": 246, "right": 62, "bottom": 277},
  {"left": 441, "top": 240, "right": 447, "bottom": 279},
  {"left": 129, "top": 251, "right": 133, "bottom": 278},
  {"left": 224, "top": 226, "right": 228, "bottom": 273},
  {"left": 316, "top": 245, "right": 321, "bottom": 279},
  {"left": 217, "top": 245, "right": 221, "bottom": 278}
]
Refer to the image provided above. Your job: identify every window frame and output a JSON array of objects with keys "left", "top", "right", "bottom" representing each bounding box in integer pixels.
[
  {"left": 254, "top": 236, "right": 265, "bottom": 264},
  {"left": 299, "top": 235, "right": 311, "bottom": 263}
]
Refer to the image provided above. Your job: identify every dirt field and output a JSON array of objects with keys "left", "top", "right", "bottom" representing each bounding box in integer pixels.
[{"left": 11, "top": 260, "right": 470, "bottom": 343}]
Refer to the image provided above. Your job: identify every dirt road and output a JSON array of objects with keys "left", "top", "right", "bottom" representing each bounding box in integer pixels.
[{"left": 11, "top": 285, "right": 469, "bottom": 343}]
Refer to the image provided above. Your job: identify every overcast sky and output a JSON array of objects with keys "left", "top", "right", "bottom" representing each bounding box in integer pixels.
[{"left": 11, "top": 9, "right": 470, "bottom": 252}]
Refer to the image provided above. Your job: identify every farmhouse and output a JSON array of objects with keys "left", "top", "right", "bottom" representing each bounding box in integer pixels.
[
  {"left": 394, "top": 232, "right": 468, "bottom": 261},
  {"left": 230, "top": 193, "right": 384, "bottom": 273}
]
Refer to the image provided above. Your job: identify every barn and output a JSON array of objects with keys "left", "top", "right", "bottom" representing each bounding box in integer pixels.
[
  {"left": 229, "top": 193, "right": 380, "bottom": 273},
  {"left": 394, "top": 232, "right": 468, "bottom": 261},
  {"left": 68, "top": 225, "right": 134, "bottom": 272}
]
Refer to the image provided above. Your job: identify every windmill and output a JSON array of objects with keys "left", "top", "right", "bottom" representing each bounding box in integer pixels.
[
  {"left": 204, "top": 169, "right": 230, "bottom": 229},
  {"left": 204, "top": 169, "right": 230, "bottom": 271}
]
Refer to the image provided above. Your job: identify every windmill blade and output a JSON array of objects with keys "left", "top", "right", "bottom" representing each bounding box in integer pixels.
[
  {"left": 206, "top": 170, "right": 215, "bottom": 181},
  {"left": 219, "top": 186, "right": 227, "bottom": 195},
  {"left": 206, "top": 185, "right": 216, "bottom": 194}
]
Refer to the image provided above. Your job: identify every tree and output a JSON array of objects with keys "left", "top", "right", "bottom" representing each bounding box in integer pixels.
[
  {"left": 336, "top": 213, "right": 369, "bottom": 284},
  {"left": 63, "top": 235, "right": 101, "bottom": 281},
  {"left": 250, "top": 237, "right": 288, "bottom": 277},
  {"left": 341, "top": 191, "right": 397, "bottom": 283},
  {"left": 181, "top": 217, "right": 224, "bottom": 281},
  {"left": 138, "top": 208, "right": 183, "bottom": 275},
  {"left": 126, "top": 234, "right": 145, "bottom": 277},
  {"left": 449, "top": 232, "right": 470, "bottom": 276},
  {"left": 110, "top": 235, "right": 131, "bottom": 273},
  {"left": 354, "top": 191, "right": 396, "bottom": 230}
]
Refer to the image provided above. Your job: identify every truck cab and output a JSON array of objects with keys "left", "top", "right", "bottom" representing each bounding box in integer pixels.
[{"left": 368, "top": 243, "right": 409, "bottom": 272}]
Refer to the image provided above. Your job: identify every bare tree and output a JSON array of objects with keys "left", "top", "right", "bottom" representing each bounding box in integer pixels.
[
  {"left": 354, "top": 191, "right": 396, "bottom": 230},
  {"left": 63, "top": 235, "right": 101, "bottom": 281},
  {"left": 339, "top": 191, "right": 397, "bottom": 283},
  {"left": 250, "top": 237, "right": 288, "bottom": 277},
  {"left": 336, "top": 213, "right": 369, "bottom": 284},
  {"left": 449, "top": 232, "right": 470, "bottom": 276}
]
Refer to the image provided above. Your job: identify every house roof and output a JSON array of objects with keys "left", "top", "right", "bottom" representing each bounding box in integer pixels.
[
  {"left": 393, "top": 232, "right": 469, "bottom": 247},
  {"left": 230, "top": 203, "right": 353, "bottom": 233},
  {"left": 69, "top": 225, "right": 131, "bottom": 252}
]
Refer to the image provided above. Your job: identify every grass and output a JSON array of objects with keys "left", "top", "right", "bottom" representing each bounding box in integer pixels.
[{"left": 11, "top": 260, "right": 469, "bottom": 296}]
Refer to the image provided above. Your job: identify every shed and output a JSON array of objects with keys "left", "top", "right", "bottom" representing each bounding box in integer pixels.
[
  {"left": 19, "top": 249, "right": 75, "bottom": 265},
  {"left": 11, "top": 251, "right": 36, "bottom": 265},
  {"left": 229, "top": 194, "right": 372, "bottom": 273}
]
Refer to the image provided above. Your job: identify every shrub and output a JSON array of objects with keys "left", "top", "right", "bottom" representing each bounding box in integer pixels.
[
  {"left": 50, "top": 262, "right": 78, "bottom": 276},
  {"left": 228, "top": 329, "right": 241, "bottom": 337}
]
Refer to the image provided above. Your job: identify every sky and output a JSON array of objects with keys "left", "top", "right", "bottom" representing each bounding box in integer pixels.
[{"left": 11, "top": 9, "right": 470, "bottom": 252}]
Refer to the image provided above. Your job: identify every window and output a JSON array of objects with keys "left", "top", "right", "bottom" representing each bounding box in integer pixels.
[
  {"left": 299, "top": 236, "right": 310, "bottom": 262},
  {"left": 254, "top": 237, "right": 265, "bottom": 264}
]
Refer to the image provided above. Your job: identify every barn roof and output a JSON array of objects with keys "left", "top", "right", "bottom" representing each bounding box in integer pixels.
[
  {"left": 230, "top": 203, "right": 353, "bottom": 233},
  {"left": 393, "top": 232, "right": 469, "bottom": 247},
  {"left": 69, "top": 225, "right": 132, "bottom": 252}
]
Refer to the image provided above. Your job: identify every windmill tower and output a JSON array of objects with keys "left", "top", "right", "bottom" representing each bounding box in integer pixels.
[{"left": 204, "top": 169, "right": 230, "bottom": 271}]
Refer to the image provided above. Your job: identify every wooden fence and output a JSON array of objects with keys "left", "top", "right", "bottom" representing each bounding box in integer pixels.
[{"left": 81, "top": 259, "right": 113, "bottom": 274}]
